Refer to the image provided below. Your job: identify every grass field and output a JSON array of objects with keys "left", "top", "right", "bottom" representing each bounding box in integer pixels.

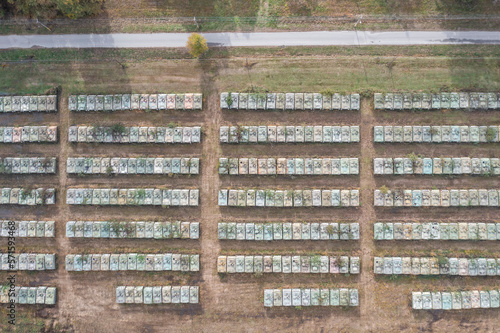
[{"left": 0, "top": 45, "right": 499, "bottom": 95}]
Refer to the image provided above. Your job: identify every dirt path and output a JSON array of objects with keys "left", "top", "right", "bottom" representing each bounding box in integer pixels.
[
  {"left": 359, "top": 96, "right": 377, "bottom": 331},
  {"left": 198, "top": 64, "right": 223, "bottom": 310},
  {"left": 52, "top": 81, "right": 72, "bottom": 329}
]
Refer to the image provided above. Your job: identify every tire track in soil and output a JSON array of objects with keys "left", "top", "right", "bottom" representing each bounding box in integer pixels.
[
  {"left": 52, "top": 88, "right": 73, "bottom": 326},
  {"left": 359, "top": 97, "right": 377, "bottom": 331},
  {"left": 198, "top": 59, "right": 224, "bottom": 312}
]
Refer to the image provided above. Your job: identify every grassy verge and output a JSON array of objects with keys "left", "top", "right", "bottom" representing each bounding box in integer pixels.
[
  {"left": 1, "top": 45, "right": 499, "bottom": 62},
  {"left": 0, "top": 45, "right": 498, "bottom": 95}
]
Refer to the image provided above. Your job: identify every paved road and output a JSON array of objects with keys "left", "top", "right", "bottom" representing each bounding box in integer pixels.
[{"left": 1, "top": 31, "right": 500, "bottom": 49}]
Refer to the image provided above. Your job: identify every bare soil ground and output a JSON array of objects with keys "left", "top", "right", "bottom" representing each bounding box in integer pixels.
[{"left": 0, "top": 50, "right": 499, "bottom": 332}]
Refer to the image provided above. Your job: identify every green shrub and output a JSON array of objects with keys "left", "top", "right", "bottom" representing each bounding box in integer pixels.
[
  {"left": 486, "top": 127, "right": 497, "bottom": 142},
  {"left": 54, "top": 0, "right": 104, "bottom": 19},
  {"left": 7, "top": 0, "right": 104, "bottom": 19},
  {"left": 226, "top": 91, "right": 233, "bottom": 107},
  {"left": 110, "top": 123, "right": 126, "bottom": 134},
  {"left": 379, "top": 185, "right": 389, "bottom": 194}
]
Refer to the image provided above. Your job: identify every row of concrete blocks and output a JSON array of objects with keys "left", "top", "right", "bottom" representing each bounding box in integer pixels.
[
  {"left": 374, "top": 257, "right": 500, "bottom": 276},
  {"left": 220, "top": 125, "right": 360, "bottom": 144},
  {"left": 217, "top": 222, "right": 359, "bottom": 241},
  {"left": 220, "top": 92, "right": 360, "bottom": 110},
  {"left": 65, "top": 253, "right": 200, "bottom": 272},
  {"left": 0, "top": 126, "right": 58, "bottom": 143},
  {"left": 374, "top": 157, "right": 500, "bottom": 176},
  {"left": 219, "top": 157, "right": 359, "bottom": 176},
  {"left": 264, "top": 288, "right": 359, "bottom": 307},
  {"left": 0, "top": 188, "right": 56, "bottom": 205},
  {"left": 412, "top": 290, "right": 500, "bottom": 310},
  {"left": 116, "top": 286, "right": 199, "bottom": 304},
  {"left": 373, "top": 125, "right": 500, "bottom": 143},
  {"left": 69, "top": 93, "right": 202, "bottom": 111},
  {"left": 217, "top": 255, "right": 360, "bottom": 274},
  {"left": 374, "top": 222, "right": 500, "bottom": 241},
  {"left": 68, "top": 126, "right": 201, "bottom": 144},
  {"left": 67, "top": 157, "right": 199, "bottom": 175},
  {"left": 374, "top": 189, "right": 500, "bottom": 207},
  {"left": 218, "top": 189, "right": 360, "bottom": 207},
  {"left": 0, "top": 95, "right": 57, "bottom": 112},
  {"left": 66, "top": 221, "right": 199, "bottom": 239},
  {"left": 0, "top": 221, "right": 55, "bottom": 238},
  {"left": 66, "top": 188, "right": 199, "bottom": 206},
  {"left": 374, "top": 92, "right": 500, "bottom": 110},
  {"left": 0, "top": 286, "right": 56, "bottom": 305},
  {"left": 0, "top": 157, "right": 56, "bottom": 174},
  {"left": 0, "top": 253, "right": 56, "bottom": 271}
]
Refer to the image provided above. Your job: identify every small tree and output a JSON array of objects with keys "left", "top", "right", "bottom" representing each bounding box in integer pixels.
[
  {"left": 111, "top": 123, "right": 126, "bottom": 135},
  {"left": 187, "top": 33, "right": 208, "bottom": 59},
  {"left": 486, "top": 127, "right": 497, "bottom": 142},
  {"left": 379, "top": 185, "right": 389, "bottom": 194},
  {"left": 406, "top": 152, "right": 420, "bottom": 162},
  {"left": 326, "top": 225, "right": 335, "bottom": 236}
]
